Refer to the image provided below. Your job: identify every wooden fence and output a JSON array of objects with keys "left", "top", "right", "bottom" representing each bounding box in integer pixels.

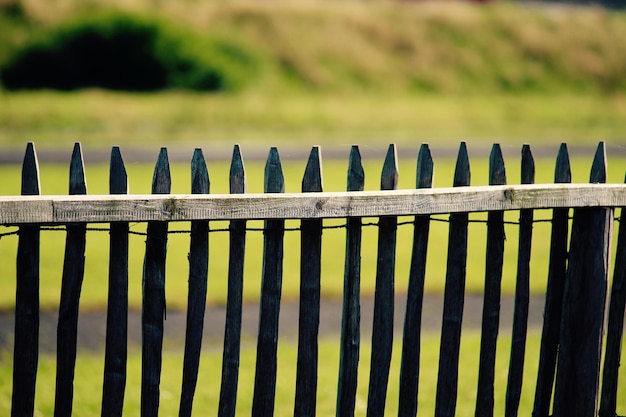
[{"left": 0, "top": 141, "right": 624, "bottom": 417}]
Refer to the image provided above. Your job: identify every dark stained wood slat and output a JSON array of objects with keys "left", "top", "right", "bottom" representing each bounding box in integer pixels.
[
  {"left": 505, "top": 145, "right": 535, "bottom": 417},
  {"left": 475, "top": 143, "right": 508, "bottom": 417},
  {"left": 252, "top": 147, "right": 286, "bottom": 417},
  {"left": 179, "top": 149, "right": 210, "bottom": 417},
  {"left": 218, "top": 145, "right": 247, "bottom": 417},
  {"left": 532, "top": 143, "right": 571, "bottom": 417},
  {"left": 101, "top": 146, "right": 129, "bottom": 417},
  {"left": 398, "top": 144, "right": 434, "bottom": 417},
  {"left": 141, "top": 148, "right": 171, "bottom": 417},
  {"left": 435, "top": 142, "right": 470, "bottom": 417},
  {"left": 367, "top": 144, "right": 399, "bottom": 417},
  {"left": 337, "top": 146, "right": 365, "bottom": 417},
  {"left": 599, "top": 175, "right": 626, "bottom": 417},
  {"left": 54, "top": 142, "right": 88, "bottom": 417},
  {"left": 553, "top": 142, "right": 612, "bottom": 417},
  {"left": 294, "top": 146, "right": 324, "bottom": 417},
  {"left": 12, "top": 142, "right": 41, "bottom": 417}
]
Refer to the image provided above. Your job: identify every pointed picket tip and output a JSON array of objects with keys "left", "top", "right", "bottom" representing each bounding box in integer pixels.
[
  {"left": 489, "top": 143, "right": 506, "bottom": 186},
  {"left": 264, "top": 147, "right": 285, "bottom": 193},
  {"left": 230, "top": 144, "right": 246, "bottom": 194},
  {"left": 191, "top": 148, "right": 210, "bottom": 194},
  {"left": 69, "top": 142, "right": 87, "bottom": 195},
  {"left": 347, "top": 145, "right": 365, "bottom": 192},
  {"left": 554, "top": 143, "right": 571, "bottom": 184},
  {"left": 21, "top": 142, "right": 40, "bottom": 196},
  {"left": 380, "top": 144, "right": 399, "bottom": 191},
  {"left": 416, "top": 143, "right": 434, "bottom": 189},
  {"left": 521, "top": 144, "right": 535, "bottom": 185},
  {"left": 152, "top": 147, "right": 171, "bottom": 194},
  {"left": 453, "top": 141, "right": 470, "bottom": 187},
  {"left": 109, "top": 146, "right": 128, "bottom": 195},
  {"left": 302, "top": 146, "right": 323, "bottom": 193},
  {"left": 590, "top": 141, "right": 607, "bottom": 184}
]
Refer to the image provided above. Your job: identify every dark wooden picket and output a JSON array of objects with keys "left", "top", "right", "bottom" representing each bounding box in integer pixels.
[
  {"left": 218, "top": 145, "right": 247, "bottom": 417},
  {"left": 435, "top": 142, "right": 470, "bottom": 417},
  {"left": 398, "top": 143, "right": 433, "bottom": 417},
  {"left": 55, "top": 142, "right": 88, "bottom": 417},
  {"left": 367, "top": 144, "right": 399, "bottom": 417},
  {"left": 101, "top": 146, "right": 129, "bottom": 417},
  {"left": 505, "top": 144, "right": 535, "bottom": 417},
  {"left": 337, "top": 145, "right": 365, "bottom": 417},
  {"left": 12, "top": 142, "right": 40, "bottom": 417},
  {"left": 294, "top": 146, "right": 324, "bottom": 417},
  {"left": 141, "top": 148, "right": 171, "bottom": 417},
  {"left": 3, "top": 140, "right": 625, "bottom": 417}
]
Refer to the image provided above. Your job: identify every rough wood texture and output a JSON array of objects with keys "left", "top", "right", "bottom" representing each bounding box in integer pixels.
[
  {"left": 553, "top": 142, "right": 612, "bottom": 417},
  {"left": 398, "top": 144, "right": 433, "bottom": 417},
  {"left": 294, "top": 146, "right": 323, "bottom": 417},
  {"left": 252, "top": 148, "right": 286, "bottom": 417},
  {"left": 54, "top": 143, "right": 88, "bottom": 417},
  {"left": 101, "top": 147, "right": 129, "bottom": 417},
  {"left": 337, "top": 146, "right": 364, "bottom": 417},
  {"left": 218, "top": 145, "right": 247, "bottom": 417},
  {"left": 141, "top": 148, "right": 170, "bottom": 417},
  {"left": 3, "top": 182, "right": 626, "bottom": 225},
  {"left": 505, "top": 145, "right": 535, "bottom": 417},
  {"left": 367, "top": 144, "right": 399, "bottom": 417},
  {"left": 12, "top": 142, "right": 41, "bottom": 417},
  {"left": 435, "top": 142, "right": 470, "bottom": 417},
  {"left": 179, "top": 149, "right": 210, "bottom": 417},
  {"left": 599, "top": 175, "right": 626, "bottom": 417},
  {"left": 475, "top": 144, "right": 507, "bottom": 417},
  {"left": 532, "top": 143, "right": 571, "bottom": 417}
]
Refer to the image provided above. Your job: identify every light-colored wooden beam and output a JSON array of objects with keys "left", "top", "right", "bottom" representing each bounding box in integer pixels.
[{"left": 1, "top": 183, "right": 625, "bottom": 225}]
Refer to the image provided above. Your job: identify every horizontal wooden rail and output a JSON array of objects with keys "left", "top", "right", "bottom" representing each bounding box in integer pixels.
[{"left": 1, "top": 183, "right": 625, "bottom": 225}]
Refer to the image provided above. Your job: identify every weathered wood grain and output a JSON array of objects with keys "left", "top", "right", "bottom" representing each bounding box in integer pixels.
[
  {"left": 476, "top": 144, "right": 507, "bottom": 417},
  {"left": 12, "top": 142, "right": 41, "bottom": 417},
  {"left": 141, "top": 148, "right": 170, "bottom": 417},
  {"left": 398, "top": 144, "right": 433, "bottom": 417},
  {"left": 294, "top": 146, "right": 323, "bottom": 417},
  {"left": 435, "top": 142, "right": 470, "bottom": 417},
  {"left": 553, "top": 142, "right": 612, "bottom": 417},
  {"left": 532, "top": 143, "right": 571, "bottom": 417},
  {"left": 252, "top": 148, "right": 286, "bottom": 417},
  {"left": 2, "top": 182, "right": 626, "bottom": 225},
  {"left": 599, "top": 176, "right": 626, "bottom": 417},
  {"left": 55, "top": 143, "right": 88, "bottom": 417},
  {"left": 179, "top": 149, "right": 210, "bottom": 417},
  {"left": 505, "top": 144, "right": 535, "bottom": 417},
  {"left": 367, "top": 144, "right": 399, "bottom": 417},
  {"left": 101, "top": 146, "right": 129, "bottom": 417},
  {"left": 218, "top": 145, "right": 247, "bottom": 417},
  {"left": 337, "top": 146, "right": 364, "bottom": 417}
]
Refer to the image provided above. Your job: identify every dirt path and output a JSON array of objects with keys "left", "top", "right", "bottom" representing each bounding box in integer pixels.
[{"left": 0, "top": 293, "right": 546, "bottom": 354}]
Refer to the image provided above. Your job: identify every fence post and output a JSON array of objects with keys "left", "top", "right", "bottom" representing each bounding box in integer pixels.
[
  {"left": 553, "top": 142, "right": 612, "bottom": 417},
  {"left": 505, "top": 145, "right": 535, "bottom": 417},
  {"left": 218, "top": 145, "right": 247, "bottom": 417},
  {"left": 252, "top": 147, "right": 286, "bottom": 417},
  {"left": 54, "top": 142, "right": 88, "bottom": 417},
  {"left": 179, "top": 149, "right": 210, "bottom": 417},
  {"left": 367, "top": 144, "right": 399, "bottom": 417},
  {"left": 141, "top": 148, "right": 171, "bottom": 417},
  {"left": 337, "top": 146, "right": 365, "bottom": 417},
  {"left": 532, "top": 143, "right": 571, "bottom": 417},
  {"left": 435, "top": 142, "right": 470, "bottom": 417},
  {"left": 101, "top": 146, "right": 129, "bottom": 417},
  {"left": 294, "top": 146, "right": 324, "bottom": 417},
  {"left": 12, "top": 142, "right": 41, "bottom": 417},
  {"left": 398, "top": 143, "right": 433, "bottom": 417}
]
